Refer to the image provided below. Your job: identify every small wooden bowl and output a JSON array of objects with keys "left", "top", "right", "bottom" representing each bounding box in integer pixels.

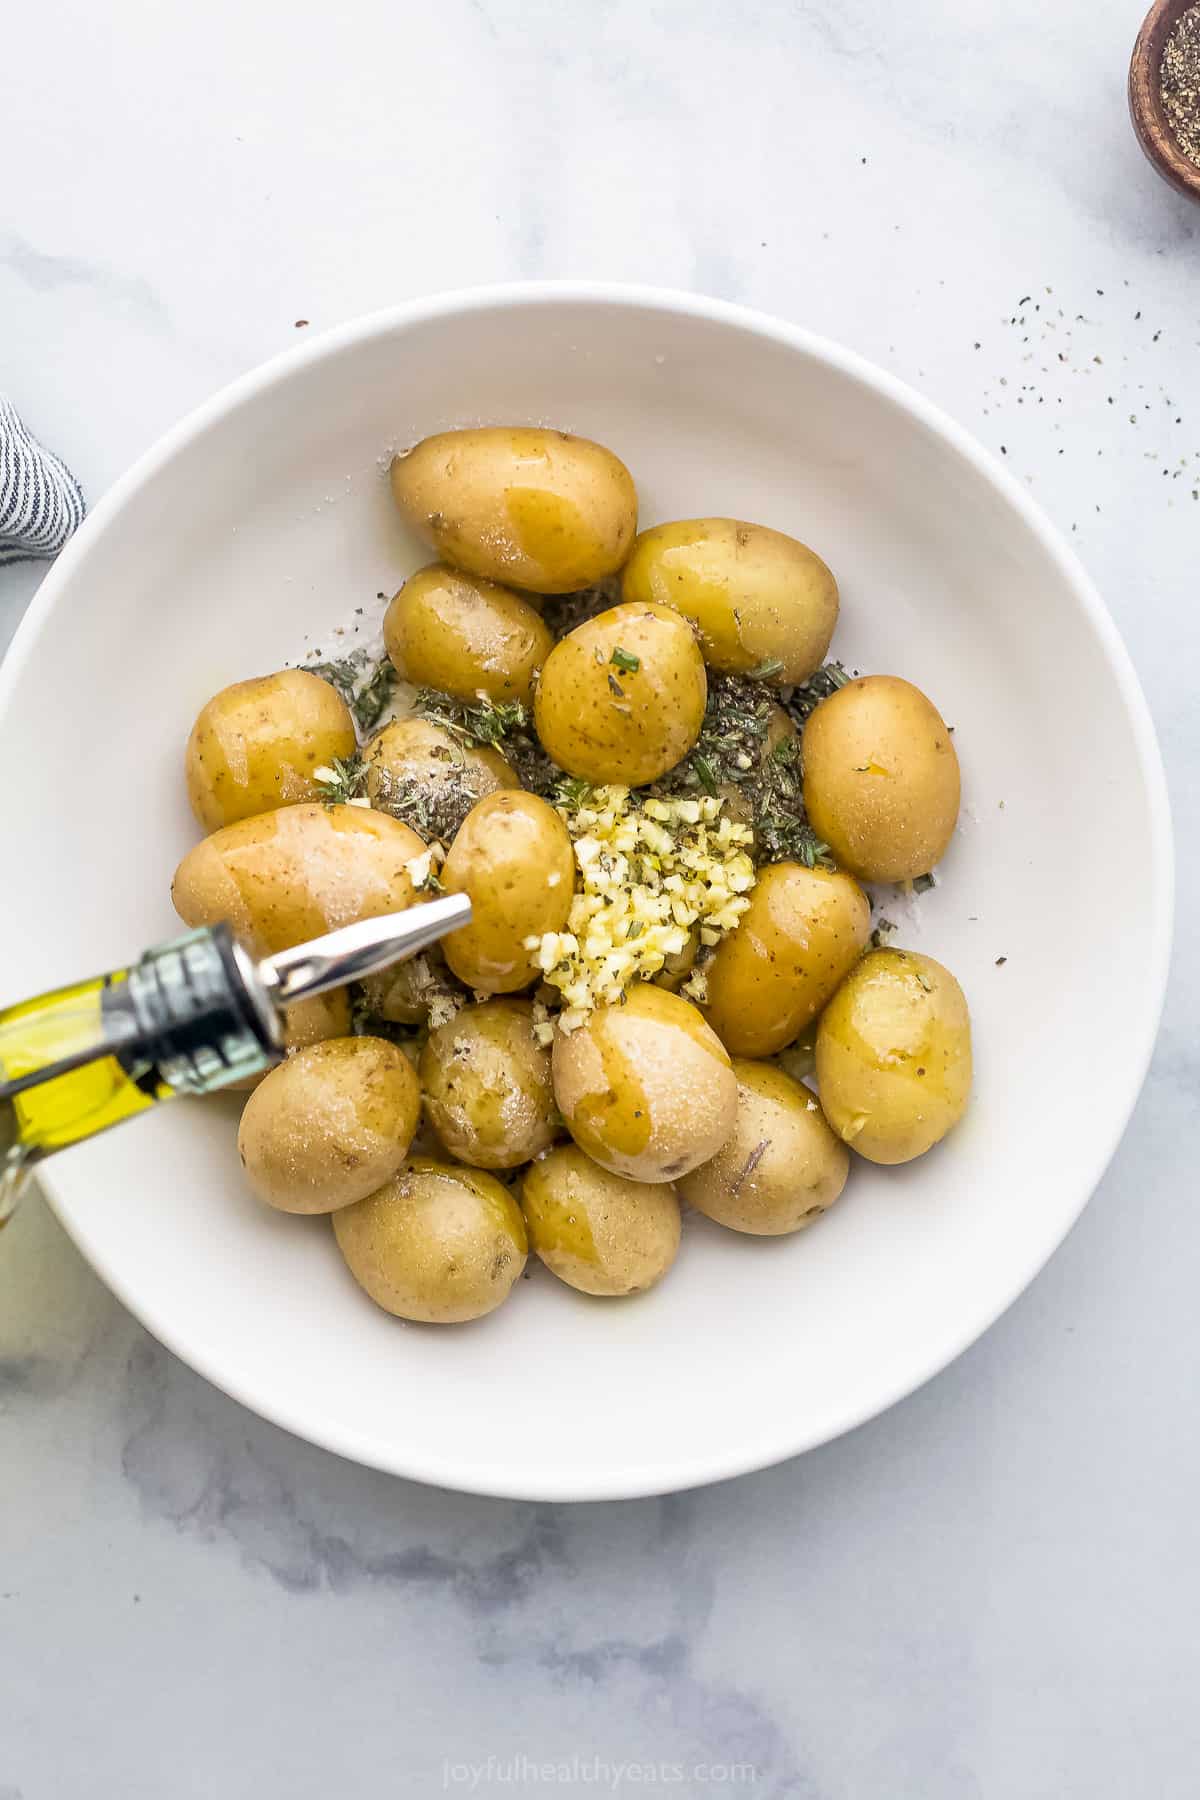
[{"left": 1130, "top": 0, "right": 1200, "bottom": 201}]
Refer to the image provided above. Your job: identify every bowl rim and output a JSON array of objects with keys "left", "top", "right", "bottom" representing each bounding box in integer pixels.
[{"left": 0, "top": 281, "right": 1175, "bottom": 1501}]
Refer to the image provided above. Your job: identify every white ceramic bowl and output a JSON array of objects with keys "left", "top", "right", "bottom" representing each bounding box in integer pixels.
[{"left": 0, "top": 285, "right": 1172, "bottom": 1501}]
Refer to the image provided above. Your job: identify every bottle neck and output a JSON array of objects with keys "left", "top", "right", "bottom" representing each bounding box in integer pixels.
[{"left": 121, "top": 925, "right": 281, "bottom": 1095}]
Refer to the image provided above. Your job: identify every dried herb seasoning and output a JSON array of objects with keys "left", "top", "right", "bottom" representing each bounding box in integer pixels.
[
  {"left": 654, "top": 665, "right": 846, "bottom": 868},
  {"left": 367, "top": 756, "right": 488, "bottom": 845},
  {"left": 412, "top": 688, "right": 559, "bottom": 795},
  {"left": 546, "top": 576, "right": 622, "bottom": 640}
]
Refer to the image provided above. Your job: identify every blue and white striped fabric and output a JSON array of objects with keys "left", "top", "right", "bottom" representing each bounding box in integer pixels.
[{"left": 0, "top": 396, "right": 85, "bottom": 565}]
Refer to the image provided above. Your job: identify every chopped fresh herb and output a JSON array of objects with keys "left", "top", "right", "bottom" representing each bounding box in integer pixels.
[
  {"left": 411, "top": 685, "right": 563, "bottom": 792},
  {"left": 995, "top": 955, "right": 1008, "bottom": 966},
  {"left": 870, "top": 916, "right": 897, "bottom": 949},
  {"left": 754, "top": 738, "right": 834, "bottom": 868},
  {"left": 305, "top": 650, "right": 399, "bottom": 733},
  {"left": 913, "top": 872, "right": 937, "bottom": 895},
  {"left": 414, "top": 688, "right": 528, "bottom": 750},
  {"left": 780, "top": 662, "right": 849, "bottom": 729},
  {"left": 626, "top": 919, "right": 644, "bottom": 940},
  {"left": 747, "top": 657, "right": 784, "bottom": 681},
  {"left": 346, "top": 658, "right": 395, "bottom": 733},
  {"left": 793, "top": 829, "right": 834, "bottom": 869},
  {"left": 313, "top": 753, "right": 368, "bottom": 806},
  {"left": 691, "top": 753, "right": 719, "bottom": 797},
  {"left": 658, "top": 671, "right": 775, "bottom": 796},
  {"left": 651, "top": 670, "right": 841, "bottom": 869},
  {"left": 552, "top": 775, "right": 595, "bottom": 813},
  {"left": 611, "top": 646, "right": 641, "bottom": 674},
  {"left": 607, "top": 672, "right": 626, "bottom": 697}
]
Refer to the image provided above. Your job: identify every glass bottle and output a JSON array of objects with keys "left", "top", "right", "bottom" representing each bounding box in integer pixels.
[{"left": 0, "top": 896, "right": 469, "bottom": 1225}]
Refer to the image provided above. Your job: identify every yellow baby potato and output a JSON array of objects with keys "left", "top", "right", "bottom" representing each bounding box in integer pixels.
[
  {"left": 815, "top": 948, "right": 972, "bottom": 1164},
  {"left": 621, "top": 517, "right": 839, "bottom": 684},
  {"left": 534, "top": 602, "right": 707, "bottom": 786},
  {"left": 363, "top": 716, "right": 518, "bottom": 843},
  {"left": 521, "top": 1145, "right": 681, "bottom": 1296},
  {"left": 420, "top": 999, "right": 557, "bottom": 1170},
  {"left": 440, "top": 791, "right": 575, "bottom": 992},
  {"left": 678, "top": 1060, "right": 848, "bottom": 1234},
  {"left": 552, "top": 984, "right": 736, "bottom": 1182},
  {"left": 703, "top": 862, "right": 871, "bottom": 1057},
  {"left": 237, "top": 1037, "right": 421, "bottom": 1214},
  {"left": 333, "top": 1160, "right": 528, "bottom": 1322},
  {"left": 171, "top": 802, "right": 426, "bottom": 955},
  {"left": 185, "top": 669, "right": 356, "bottom": 832},
  {"left": 802, "top": 675, "right": 961, "bottom": 882},
  {"left": 383, "top": 563, "right": 552, "bottom": 706},
  {"left": 389, "top": 427, "right": 638, "bottom": 594}
]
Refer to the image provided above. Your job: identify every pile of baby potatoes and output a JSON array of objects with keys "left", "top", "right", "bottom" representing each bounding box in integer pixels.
[{"left": 172, "top": 426, "right": 970, "bottom": 1325}]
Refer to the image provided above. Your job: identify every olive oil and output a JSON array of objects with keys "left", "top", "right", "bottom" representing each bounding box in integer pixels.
[
  {"left": 1, "top": 972, "right": 164, "bottom": 1158},
  {"left": 0, "top": 926, "right": 280, "bottom": 1223}
]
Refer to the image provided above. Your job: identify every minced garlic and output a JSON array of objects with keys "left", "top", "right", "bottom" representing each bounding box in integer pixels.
[{"left": 525, "top": 786, "right": 756, "bottom": 1031}]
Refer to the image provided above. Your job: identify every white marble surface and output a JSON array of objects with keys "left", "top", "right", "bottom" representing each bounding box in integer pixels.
[{"left": 2, "top": 0, "right": 1198, "bottom": 1793}]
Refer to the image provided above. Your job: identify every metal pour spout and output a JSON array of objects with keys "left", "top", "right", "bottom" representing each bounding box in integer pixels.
[{"left": 255, "top": 894, "right": 472, "bottom": 1009}]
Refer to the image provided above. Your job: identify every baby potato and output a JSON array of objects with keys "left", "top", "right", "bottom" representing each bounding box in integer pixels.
[
  {"left": 552, "top": 985, "right": 736, "bottom": 1183},
  {"left": 237, "top": 1037, "right": 420, "bottom": 1214},
  {"left": 389, "top": 427, "right": 638, "bottom": 595},
  {"left": 678, "top": 1060, "right": 848, "bottom": 1235},
  {"left": 420, "top": 999, "right": 557, "bottom": 1170},
  {"left": 383, "top": 563, "right": 552, "bottom": 707},
  {"left": 358, "top": 949, "right": 462, "bottom": 1027},
  {"left": 333, "top": 1159, "right": 527, "bottom": 1323},
  {"left": 441, "top": 791, "right": 574, "bottom": 992},
  {"left": 815, "top": 948, "right": 972, "bottom": 1164},
  {"left": 282, "top": 989, "right": 352, "bottom": 1049},
  {"left": 520, "top": 1145, "right": 681, "bottom": 1296},
  {"left": 621, "top": 518, "right": 839, "bottom": 684},
  {"left": 802, "top": 675, "right": 961, "bottom": 882},
  {"left": 185, "top": 669, "right": 356, "bottom": 832},
  {"left": 363, "top": 716, "right": 518, "bottom": 843},
  {"left": 534, "top": 602, "right": 707, "bottom": 786},
  {"left": 172, "top": 802, "right": 426, "bottom": 955},
  {"left": 703, "top": 862, "right": 871, "bottom": 1058}
]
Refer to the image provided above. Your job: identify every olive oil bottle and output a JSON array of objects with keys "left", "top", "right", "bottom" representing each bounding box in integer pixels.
[{"left": 0, "top": 896, "right": 470, "bottom": 1225}]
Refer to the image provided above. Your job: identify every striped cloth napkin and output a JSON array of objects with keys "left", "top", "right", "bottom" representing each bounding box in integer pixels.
[{"left": 0, "top": 396, "right": 85, "bottom": 565}]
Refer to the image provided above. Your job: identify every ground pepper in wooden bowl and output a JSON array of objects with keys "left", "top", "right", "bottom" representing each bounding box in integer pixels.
[{"left": 1130, "top": 0, "right": 1200, "bottom": 201}]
